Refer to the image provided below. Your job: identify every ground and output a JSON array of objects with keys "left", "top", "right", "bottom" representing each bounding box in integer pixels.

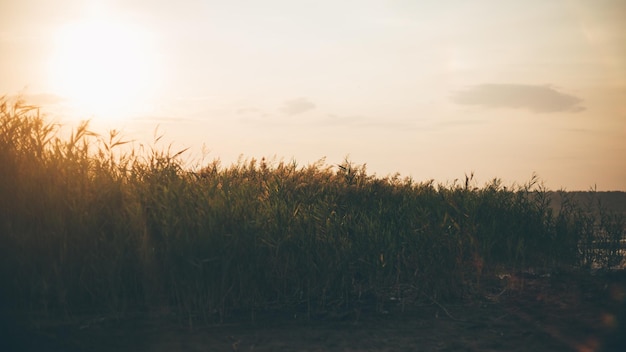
[{"left": 3, "top": 270, "right": 625, "bottom": 352}]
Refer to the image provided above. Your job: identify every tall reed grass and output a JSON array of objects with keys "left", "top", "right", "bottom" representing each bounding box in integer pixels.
[{"left": 0, "top": 97, "right": 623, "bottom": 325}]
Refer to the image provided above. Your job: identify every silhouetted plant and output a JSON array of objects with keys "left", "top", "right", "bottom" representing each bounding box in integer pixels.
[{"left": 0, "top": 96, "right": 623, "bottom": 326}]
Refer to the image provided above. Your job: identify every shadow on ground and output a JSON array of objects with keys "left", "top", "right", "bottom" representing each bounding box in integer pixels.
[{"left": 3, "top": 270, "right": 625, "bottom": 352}]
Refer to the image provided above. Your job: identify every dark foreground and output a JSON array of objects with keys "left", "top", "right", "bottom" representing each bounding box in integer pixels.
[{"left": 3, "top": 270, "right": 625, "bottom": 352}]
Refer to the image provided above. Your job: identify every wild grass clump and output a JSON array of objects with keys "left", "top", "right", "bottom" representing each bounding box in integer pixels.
[{"left": 0, "top": 97, "right": 623, "bottom": 325}]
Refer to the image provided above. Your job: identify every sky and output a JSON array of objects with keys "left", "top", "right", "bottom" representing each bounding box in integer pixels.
[{"left": 1, "top": 0, "right": 625, "bottom": 191}]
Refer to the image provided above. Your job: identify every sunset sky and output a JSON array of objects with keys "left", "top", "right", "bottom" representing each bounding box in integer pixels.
[{"left": 2, "top": 0, "right": 625, "bottom": 190}]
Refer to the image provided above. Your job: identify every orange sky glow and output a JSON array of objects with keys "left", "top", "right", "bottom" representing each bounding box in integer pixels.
[{"left": 1, "top": 0, "right": 625, "bottom": 190}]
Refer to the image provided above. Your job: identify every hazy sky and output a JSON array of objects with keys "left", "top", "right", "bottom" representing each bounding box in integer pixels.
[{"left": 2, "top": 0, "right": 625, "bottom": 190}]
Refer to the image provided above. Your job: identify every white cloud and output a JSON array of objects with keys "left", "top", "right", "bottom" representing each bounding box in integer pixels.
[
  {"left": 280, "top": 97, "right": 316, "bottom": 116},
  {"left": 452, "top": 84, "right": 585, "bottom": 113}
]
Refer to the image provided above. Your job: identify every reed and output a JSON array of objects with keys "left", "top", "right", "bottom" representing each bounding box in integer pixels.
[{"left": 0, "top": 97, "right": 623, "bottom": 325}]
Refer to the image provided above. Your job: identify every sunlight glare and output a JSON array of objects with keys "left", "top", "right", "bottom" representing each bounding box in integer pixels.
[{"left": 48, "top": 18, "right": 160, "bottom": 120}]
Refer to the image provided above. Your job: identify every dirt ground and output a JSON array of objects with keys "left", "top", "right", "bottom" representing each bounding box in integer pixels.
[{"left": 3, "top": 270, "right": 625, "bottom": 352}]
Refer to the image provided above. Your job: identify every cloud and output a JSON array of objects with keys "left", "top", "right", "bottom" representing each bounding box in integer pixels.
[
  {"left": 322, "top": 114, "right": 420, "bottom": 130},
  {"left": 174, "top": 96, "right": 217, "bottom": 102},
  {"left": 280, "top": 97, "right": 316, "bottom": 115},
  {"left": 236, "top": 107, "right": 262, "bottom": 115},
  {"left": 451, "top": 84, "right": 585, "bottom": 113},
  {"left": 131, "top": 115, "right": 198, "bottom": 124}
]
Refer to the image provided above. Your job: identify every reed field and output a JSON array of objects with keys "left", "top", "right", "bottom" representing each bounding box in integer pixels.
[{"left": 1, "top": 97, "right": 624, "bottom": 327}]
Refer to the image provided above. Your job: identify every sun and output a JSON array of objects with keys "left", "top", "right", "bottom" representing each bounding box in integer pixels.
[{"left": 48, "top": 17, "right": 160, "bottom": 120}]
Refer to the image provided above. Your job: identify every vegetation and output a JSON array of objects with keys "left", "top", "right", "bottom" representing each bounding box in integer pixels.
[{"left": 0, "top": 97, "right": 624, "bottom": 326}]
